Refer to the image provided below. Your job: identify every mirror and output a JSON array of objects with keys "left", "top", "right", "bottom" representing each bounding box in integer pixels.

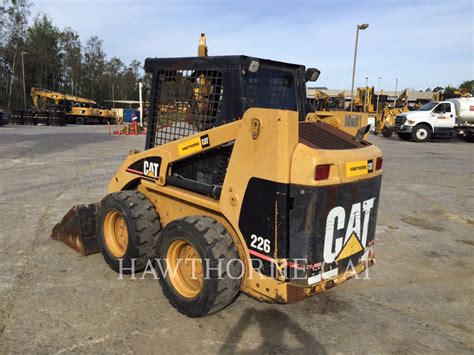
[{"left": 305, "top": 68, "right": 320, "bottom": 82}]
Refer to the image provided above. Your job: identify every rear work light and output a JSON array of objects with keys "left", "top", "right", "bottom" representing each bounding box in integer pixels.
[
  {"left": 315, "top": 164, "right": 331, "bottom": 181},
  {"left": 376, "top": 157, "right": 383, "bottom": 170}
]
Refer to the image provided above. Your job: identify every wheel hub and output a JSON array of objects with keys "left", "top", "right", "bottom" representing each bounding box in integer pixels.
[
  {"left": 417, "top": 129, "right": 427, "bottom": 139},
  {"left": 166, "top": 240, "right": 203, "bottom": 298},
  {"left": 103, "top": 210, "right": 129, "bottom": 257}
]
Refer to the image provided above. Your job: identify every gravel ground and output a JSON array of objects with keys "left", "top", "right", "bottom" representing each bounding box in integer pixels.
[{"left": 0, "top": 124, "right": 472, "bottom": 354}]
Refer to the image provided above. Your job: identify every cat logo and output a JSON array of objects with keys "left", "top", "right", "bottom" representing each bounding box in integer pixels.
[
  {"left": 178, "top": 134, "right": 211, "bottom": 156},
  {"left": 143, "top": 160, "right": 159, "bottom": 178},
  {"left": 323, "top": 198, "right": 375, "bottom": 263}
]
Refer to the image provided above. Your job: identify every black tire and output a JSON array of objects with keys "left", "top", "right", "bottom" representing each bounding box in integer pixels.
[
  {"left": 156, "top": 216, "right": 242, "bottom": 317},
  {"left": 382, "top": 128, "right": 393, "bottom": 138},
  {"left": 76, "top": 117, "right": 84, "bottom": 125},
  {"left": 97, "top": 191, "right": 161, "bottom": 273},
  {"left": 464, "top": 135, "right": 474, "bottom": 143},
  {"left": 397, "top": 132, "right": 411, "bottom": 141},
  {"left": 411, "top": 124, "right": 432, "bottom": 142}
]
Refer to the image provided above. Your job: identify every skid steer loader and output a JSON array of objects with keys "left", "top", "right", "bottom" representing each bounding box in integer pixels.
[{"left": 51, "top": 55, "right": 383, "bottom": 317}]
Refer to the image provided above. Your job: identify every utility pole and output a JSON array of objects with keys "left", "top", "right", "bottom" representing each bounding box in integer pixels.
[
  {"left": 138, "top": 82, "right": 143, "bottom": 126},
  {"left": 394, "top": 78, "right": 398, "bottom": 106},
  {"left": 376, "top": 76, "right": 382, "bottom": 113},
  {"left": 21, "top": 51, "right": 28, "bottom": 110},
  {"left": 364, "top": 76, "right": 368, "bottom": 112},
  {"left": 112, "top": 85, "right": 115, "bottom": 108},
  {"left": 350, "top": 23, "right": 369, "bottom": 111}
]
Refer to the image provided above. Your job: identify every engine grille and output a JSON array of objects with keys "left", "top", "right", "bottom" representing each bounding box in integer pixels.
[
  {"left": 394, "top": 115, "right": 406, "bottom": 128},
  {"left": 299, "top": 122, "right": 366, "bottom": 150}
]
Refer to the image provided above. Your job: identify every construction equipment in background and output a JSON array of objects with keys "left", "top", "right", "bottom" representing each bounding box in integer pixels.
[
  {"left": 26, "top": 87, "right": 115, "bottom": 125},
  {"left": 352, "top": 86, "right": 376, "bottom": 113},
  {"left": 374, "top": 88, "right": 409, "bottom": 137},
  {"left": 432, "top": 88, "right": 472, "bottom": 101},
  {"left": 313, "top": 89, "right": 329, "bottom": 110},
  {"left": 51, "top": 53, "right": 382, "bottom": 317},
  {"left": 306, "top": 110, "right": 369, "bottom": 137},
  {"left": 198, "top": 33, "right": 208, "bottom": 57}
]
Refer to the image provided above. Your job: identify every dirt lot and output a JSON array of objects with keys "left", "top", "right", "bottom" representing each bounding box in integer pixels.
[{"left": 0, "top": 124, "right": 473, "bottom": 354}]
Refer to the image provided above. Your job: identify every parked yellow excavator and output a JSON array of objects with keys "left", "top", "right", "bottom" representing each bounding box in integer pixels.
[{"left": 30, "top": 87, "right": 115, "bottom": 124}]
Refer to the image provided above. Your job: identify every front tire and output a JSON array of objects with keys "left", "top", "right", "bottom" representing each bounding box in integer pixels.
[
  {"left": 97, "top": 191, "right": 161, "bottom": 273},
  {"left": 382, "top": 128, "right": 393, "bottom": 138},
  {"left": 397, "top": 132, "right": 411, "bottom": 141},
  {"left": 156, "top": 216, "right": 242, "bottom": 317},
  {"left": 411, "top": 125, "right": 432, "bottom": 142}
]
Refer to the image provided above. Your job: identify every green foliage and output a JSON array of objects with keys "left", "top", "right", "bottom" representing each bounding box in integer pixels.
[
  {"left": 459, "top": 80, "right": 474, "bottom": 95},
  {"left": 0, "top": 0, "right": 144, "bottom": 110}
]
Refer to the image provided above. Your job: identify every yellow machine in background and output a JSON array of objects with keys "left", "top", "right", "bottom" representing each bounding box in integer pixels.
[
  {"left": 353, "top": 86, "right": 376, "bottom": 113},
  {"left": 30, "top": 87, "right": 114, "bottom": 124},
  {"left": 375, "top": 89, "right": 409, "bottom": 137}
]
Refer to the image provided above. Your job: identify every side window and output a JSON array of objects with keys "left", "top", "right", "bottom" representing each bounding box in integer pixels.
[
  {"left": 245, "top": 69, "right": 297, "bottom": 111},
  {"left": 433, "top": 104, "right": 442, "bottom": 113},
  {"left": 443, "top": 103, "right": 451, "bottom": 113}
]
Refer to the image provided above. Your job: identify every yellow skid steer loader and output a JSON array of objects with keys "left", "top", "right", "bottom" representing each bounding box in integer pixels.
[{"left": 52, "top": 55, "right": 382, "bottom": 317}]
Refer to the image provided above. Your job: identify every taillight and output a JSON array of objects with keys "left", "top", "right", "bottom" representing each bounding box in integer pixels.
[
  {"left": 376, "top": 157, "right": 383, "bottom": 170},
  {"left": 315, "top": 164, "right": 331, "bottom": 180}
]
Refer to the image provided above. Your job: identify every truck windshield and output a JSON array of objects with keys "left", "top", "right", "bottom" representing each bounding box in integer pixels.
[{"left": 419, "top": 102, "right": 438, "bottom": 111}]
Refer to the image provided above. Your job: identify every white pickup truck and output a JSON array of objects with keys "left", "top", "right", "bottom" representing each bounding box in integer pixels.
[{"left": 393, "top": 98, "right": 474, "bottom": 142}]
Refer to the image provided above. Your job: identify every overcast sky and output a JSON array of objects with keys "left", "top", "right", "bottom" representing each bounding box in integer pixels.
[{"left": 32, "top": 0, "right": 473, "bottom": 91}]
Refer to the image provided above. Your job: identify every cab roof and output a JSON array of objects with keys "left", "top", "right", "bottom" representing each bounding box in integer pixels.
[{"left": 144, "top": 55, "right": 306, "bottom": 73}]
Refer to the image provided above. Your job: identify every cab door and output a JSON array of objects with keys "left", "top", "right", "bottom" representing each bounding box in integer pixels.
[{"left": 431, "top": 103, "right": 455, "bottom": 128}]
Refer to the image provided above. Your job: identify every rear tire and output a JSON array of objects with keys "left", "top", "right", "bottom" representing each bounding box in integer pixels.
[
  {"left": 411, "top": 124, "right": 432, "bottom": 142},
  {"left": 97, "top": 191, "right": 161, "bottom": 273},
  {"left": 156, "top": 216, "right": 242, "bottom": 317},
  {"left": 382, "top": 128, "right": 393, "bottom": 138},
  {"left": 397, "top": 132, "right": 411, "bottom": 141}
]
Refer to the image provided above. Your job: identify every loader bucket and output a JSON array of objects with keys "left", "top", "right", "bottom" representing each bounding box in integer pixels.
[{"left": 51, "top": 203, "right": 100, "bottom": 256}]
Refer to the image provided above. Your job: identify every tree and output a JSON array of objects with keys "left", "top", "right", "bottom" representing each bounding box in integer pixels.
[
  {"left": 459, "top": 80, "right": 474, "bottom": 95},
  {"left": 24, "top": 14, "right": 62, "bottom": 93},
  {"left": 81, "top": 36, "right": 105, "bottom": 100},
  {"left": 433, "top": 86, "right": 444, "bottom": 92},
  {"left": 59, "top": 27, "right": 81, "bottom": 95},
  {"left": 1, "top": 0, "right": 31, "bottom": 109}
]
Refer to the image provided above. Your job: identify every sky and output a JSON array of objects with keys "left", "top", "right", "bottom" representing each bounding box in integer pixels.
[{"left": 31, "top": 0, "right": 473, "bottom": 91}]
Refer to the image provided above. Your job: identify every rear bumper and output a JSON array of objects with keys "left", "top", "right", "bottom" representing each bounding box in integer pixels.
[
  {"left": 284, "top": 259, "right": 375, "bottom": 303},
  {"left": 288, "top": 175, "right": 381, "bottom": 286}
]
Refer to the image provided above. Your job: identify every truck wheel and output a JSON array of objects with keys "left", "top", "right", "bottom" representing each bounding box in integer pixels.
[
  {"left": 411, "top": 125, "right": 432, "bottom": 142},
  {"left": 76, "top": 117, "right": 84, "bottom": 125},
  {"left": 382, "top": 128, "right": 393, "bottom": 138},
  {"left": 156, "top": 216, "right": 242, "bottom": 317},
  {"left": 397, "top": 133, "right": 411, "bottom": 141},
  {"left": 97, "top": 191, "right": 161, "bottom": 273}
]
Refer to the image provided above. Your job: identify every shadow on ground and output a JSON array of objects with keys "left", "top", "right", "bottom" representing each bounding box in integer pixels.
[{"left": 220, "top": 308, "right": 326, "bottom": 354}]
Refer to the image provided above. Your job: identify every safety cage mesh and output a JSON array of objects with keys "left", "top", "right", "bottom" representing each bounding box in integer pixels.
[{"left": 149, "top": 69, "right": 224, "bottom": 146}]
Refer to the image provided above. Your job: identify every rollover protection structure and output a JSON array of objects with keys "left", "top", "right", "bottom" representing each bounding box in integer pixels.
[{"left": 52, "top": 55, "right": 382, "bottom": 317}]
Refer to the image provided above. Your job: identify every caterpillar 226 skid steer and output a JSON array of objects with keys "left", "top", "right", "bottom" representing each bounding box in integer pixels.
[{"left": 52, "top": 55, "right": 382, "bottom": 317}]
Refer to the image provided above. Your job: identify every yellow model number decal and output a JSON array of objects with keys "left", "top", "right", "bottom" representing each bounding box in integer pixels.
[
  {"left": 178, "top": 134, "right": 210, "bottom": 157},
  {"left": 346, "top": 160, "right": 368, "bottom": 177}
]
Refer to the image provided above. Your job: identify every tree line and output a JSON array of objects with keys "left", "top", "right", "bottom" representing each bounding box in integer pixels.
[{"left": 0, "top": 0, "right": 145, "bottom": 110}]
